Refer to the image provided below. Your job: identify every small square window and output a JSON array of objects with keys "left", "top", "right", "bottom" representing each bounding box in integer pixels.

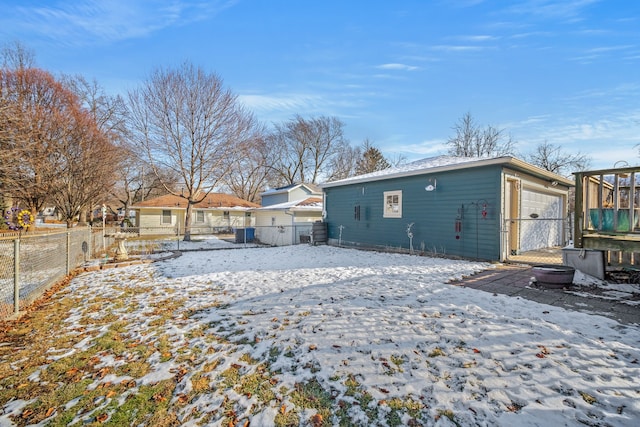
[
  {"left": 161, "top": 210, "right": 172, "bottom": 224},
  {"left": 223, "top": 211, "right": 230, "bottom": 219},
  {"left": 383, "top": 191, "right": 402, "bottom": 218}
]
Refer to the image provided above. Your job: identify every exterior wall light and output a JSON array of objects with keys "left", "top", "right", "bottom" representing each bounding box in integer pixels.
[{"left": 425, "top": 178, "right": 437, "bottom": 192}]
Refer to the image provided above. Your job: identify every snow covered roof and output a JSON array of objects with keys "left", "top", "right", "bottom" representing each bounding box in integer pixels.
[
  {"left": 255, "top": 197, "right": 323, "bottom": 212},
  {"left": 321, "top": 155, "right": 574, "bottom": 188},
  {"left": 131, "top": 193, "right": 260, "bottom": 210}
]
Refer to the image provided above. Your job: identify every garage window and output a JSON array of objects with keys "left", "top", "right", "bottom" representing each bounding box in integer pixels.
[{"left": 383, "top": 191, "right": 402, "bottom": 218}]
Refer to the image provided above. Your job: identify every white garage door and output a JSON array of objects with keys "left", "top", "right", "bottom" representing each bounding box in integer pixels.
[{"left": 519, "top": 189, "right": 563, "bottom": 251}]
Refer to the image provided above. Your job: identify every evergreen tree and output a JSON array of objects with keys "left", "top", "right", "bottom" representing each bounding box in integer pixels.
[{"left": 356, "top": 139, "right": 391, "bottom": 174}]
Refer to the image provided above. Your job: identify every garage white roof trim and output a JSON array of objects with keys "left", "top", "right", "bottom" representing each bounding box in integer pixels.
[{"left": 321, "top": 155, "right": 574, "bottom": 188}]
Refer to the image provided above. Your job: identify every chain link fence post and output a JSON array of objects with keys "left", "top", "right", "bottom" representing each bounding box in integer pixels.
[
  {"left": 14, "top": 237, "right": 20, "bottom": 315},
  {"left": 66, "top": 231, "right": 71, "bottom": 275}
]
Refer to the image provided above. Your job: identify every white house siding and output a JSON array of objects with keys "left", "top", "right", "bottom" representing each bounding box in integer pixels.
[
  {"left": 288, "top": 187, "right": 314, "bottom": 202},
  {"left": 193, "top": 211, "right": 253, "bottom": 232},
  {"left": 254, "top": 211, "right": 294, "bottom": 246},
  {"left": 137, "top": 208, "right": 181, "bottom": 235},
  {"left": 519, "top": 188, "right": 564, "bottom": 252},
  {"left": 254, "top": 210, "right": 321, "bottom": 246},
  {"left": 138, "top": 209, "right": 254, "bottom": 235}
]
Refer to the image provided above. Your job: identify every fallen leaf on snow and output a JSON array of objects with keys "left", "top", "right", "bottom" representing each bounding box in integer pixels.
[{"left": 310, "top": 414, "right": 323, "bottom": 426}]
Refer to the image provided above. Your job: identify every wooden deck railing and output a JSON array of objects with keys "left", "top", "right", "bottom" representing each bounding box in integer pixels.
[{"left": 574, "top": 165, "right": 640, "bottom": 266}]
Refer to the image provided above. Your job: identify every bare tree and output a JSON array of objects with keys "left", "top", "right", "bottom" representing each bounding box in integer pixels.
[
  {"left": 325, "top": 143, "right": 360, "bottom": 182},
  {"left": 90, "top": 159, "right": 175, "bottom": 228},
  {"left": 270, "top": 115, "right": 349, "bottom": 185},
  {"left": 447, "top": 112, "right": 516, "bottom": 157},
  {"left": 108, "top": 154, "right": 179, "bottom": 221},
  {"left": 323, "top": 138, "right": 393, "bottom": 181},
  {"left": 526, "top": 140, "right": 591, "bottom": 177},
  {"left": 63, "top": 75, "right": 130, "bottom": 223},
  {"left": 50, "top": 110, "right": 122, "bottom": 227},
  {"left": 220, "top": 131, "right": 274, "bottom": 203},
  {"left": 1, "top": 40, "right": 35, "bottom": 70},
  {"left": 127, "top": 62, "right": 260, "bottom": 240},
  {"left": 63, "top": 75, "right": 129, "bottom": 145}
]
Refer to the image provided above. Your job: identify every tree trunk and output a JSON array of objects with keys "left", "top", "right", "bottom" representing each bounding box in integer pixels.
[
  {"left": 78, "top": 209, "right": 88, "bottom": 226},
  {"left": 184, "top": 201, "right": 193, "bottom": 241}
]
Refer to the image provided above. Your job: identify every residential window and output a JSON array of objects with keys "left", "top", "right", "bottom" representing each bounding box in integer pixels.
[
  {"left": 196, "top": 210, "right": 204, "bottom": 223},
  {"left": 354, "top": 205, "right": 361, "bottom": 221},
  {"left": 223, "top": 211, "right": 230, "bottom": 220},
  {"left": 383, "top": 191, "right": 402, "bottom": 218},
  {"left": 161, "top": 210, "right": 172, "bottom": 224}
]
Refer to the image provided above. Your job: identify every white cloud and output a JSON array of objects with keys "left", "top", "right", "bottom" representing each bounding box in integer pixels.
[
  {"left": 384, "top": 139, "right": 449, "bottom": 159},
  {"left": 238, "top": 90, "right": 369, "bottom": 124},
  {"left": 375, "top": 63, "right": 419, "bottom": 71},
  {"left": 371, "top": 73, "right": 408, "bottom": 80},
  {"left": 430, "top": 44, "right": 487, "bottom": 52},
  {"left": 510, "top": 110, "right": 640, "bottom": 169},
  {"left": 455, "top": 35, "right": 500, "bottom": 42},
  {"left": 3, "top": 0, "right": 236, "bottom": 46},
  {"left": 505, "top": 0, "right": 600, "bottom": 20},
  {"left": 239, "top": 93, "right": 325, "bottom": 113}
]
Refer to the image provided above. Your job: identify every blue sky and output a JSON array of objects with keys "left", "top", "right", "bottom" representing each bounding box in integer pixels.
[{"left": 2, "top": 0, "right": 639, "bottom": 171}]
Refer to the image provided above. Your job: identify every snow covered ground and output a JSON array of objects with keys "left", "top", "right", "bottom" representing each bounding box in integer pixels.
[{"left": 2, "top": 240, "right": 639, "bottom": 426}]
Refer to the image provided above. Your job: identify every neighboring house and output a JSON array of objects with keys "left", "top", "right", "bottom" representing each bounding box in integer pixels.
[
  {"left": 38, "top": 206, "right": 58, "bottom": 223},
  {"left": 253, "top": 183, "right": 323, "bottom": 246},
  {"left": 321, "top": 155, "right": 573, "bottom": 261},
  {"left": 260, "top": 183, "right": 322, "bottom": 207},
  {"left": 254, "top": 197, "right": 323, "bottom": 246},
  {"left": 131, "top": 193, "right": 259, "bottom": 236}
]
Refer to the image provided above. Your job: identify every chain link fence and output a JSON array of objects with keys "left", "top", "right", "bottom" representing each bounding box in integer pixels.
[
  {"left": 0, "top": 227, "right": 117, "bottom": 319},
  {"left": 117, "top": 224, "right": 317, "bottom": 248},
  {"left": 504, "top": 217, "right": 571, "bottom": 265},
  {"left": 1, "top": 223, "right": 324, "bottom": 320}
]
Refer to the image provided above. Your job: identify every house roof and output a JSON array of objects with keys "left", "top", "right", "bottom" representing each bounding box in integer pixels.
[
  {"left": 321, "top": 155, "right": 575, "bottom": 188},
  {"left": 255, "top": 197, "right": 323, "bottom": 212},
  {"left": 131, "top": 193, "right": 260, "bottom": 210},
  {"left": 260, "top": 183, "right": 322, "bottom": 196}
]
